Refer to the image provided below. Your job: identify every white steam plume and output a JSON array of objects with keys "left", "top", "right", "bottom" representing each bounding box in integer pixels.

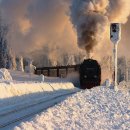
[
  {"left": 1, "top": 0, "right": 130, "bottom": 66},
  {"left": 0, "top": 0, "right": 81, "bottom": 62}
]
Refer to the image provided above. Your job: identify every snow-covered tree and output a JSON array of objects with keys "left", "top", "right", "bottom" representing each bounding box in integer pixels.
[
  {"left": 10, "top": 52, "right": 17, "bottom": 70},
  {"left": 0, "top": 21, "right": 8, "bottom": 68},
  {"left": 118, "top": 57, "right": 127, "bottom": 82},
  {"left": 24, "top": 58, "right": 36, "bottom": 73},
  {"left": 16, "top": 56, "right": 24, "bottom": 72},
  {"left": 0, "top": 16, "right": 13, "bottom": 69}
]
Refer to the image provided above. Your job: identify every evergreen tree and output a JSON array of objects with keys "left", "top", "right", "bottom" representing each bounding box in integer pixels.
[{"left": 0, "top": 16, "right": 13, "bottom": 69}]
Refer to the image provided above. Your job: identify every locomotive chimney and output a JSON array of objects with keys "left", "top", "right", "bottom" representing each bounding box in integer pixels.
[{"left": 87, "top": 51, "right": 93, "bottom": 59}]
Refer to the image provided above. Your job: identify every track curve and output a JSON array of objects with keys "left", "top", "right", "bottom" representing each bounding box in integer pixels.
[{"left": 0, "top": 89, "right": 79, "bottom": 129}]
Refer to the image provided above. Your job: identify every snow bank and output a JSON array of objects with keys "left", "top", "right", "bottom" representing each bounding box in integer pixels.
[
  {"left": 9, "top": 70, "right": 78, "bottom": 84},
  {"left": 0, "top": 82, "right": 76, "bottom": 99},
  {"left": 119, "top": 81, "right": 130, "bottom": 88},
  {"left": 9, "top": 70, "right": 40, "bottom": 82},
  {"left": 15, "top": 86, "right": 130, "bottom": 130},
  {"left": 0, "top": 69, "right": 12, "bottom": 81},
  {"left": 66, "top": 72, "right": 80, "bottom": 87}
]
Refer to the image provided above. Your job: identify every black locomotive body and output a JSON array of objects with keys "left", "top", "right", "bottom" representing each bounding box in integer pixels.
[{"left": 79, "top": 59, "right": 101, "bottom": 89}]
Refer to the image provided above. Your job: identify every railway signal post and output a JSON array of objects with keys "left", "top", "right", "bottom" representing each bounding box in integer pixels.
[{"left": 110, "top": 23, "right": 121, "bottom": 90}]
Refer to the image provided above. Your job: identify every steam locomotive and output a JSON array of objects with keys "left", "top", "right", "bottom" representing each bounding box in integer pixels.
[{"left": 79, "top": 59, "right": 101, "bottom": 89}]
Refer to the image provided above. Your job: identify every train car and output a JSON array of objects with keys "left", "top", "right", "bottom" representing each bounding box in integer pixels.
[{"left": 79, "top": 59, "right": 101, "bottom": 89}]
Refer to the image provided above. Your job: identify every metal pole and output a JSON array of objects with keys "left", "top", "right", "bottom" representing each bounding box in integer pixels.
[
  {"left": 110, "top": 23, "right": 121, "bottom": 90},
  {"left": 113, "top": 43, "right": 118, "bottom": 90},
  {"left": 125, "top": 58, "right": 128, "bottom": 82}
]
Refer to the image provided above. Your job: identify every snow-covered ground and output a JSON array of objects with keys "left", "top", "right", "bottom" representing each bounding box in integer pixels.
[
  {"left": 0, "top": 69, "right": 79, "bottom": 109},
  {"left": 9, "top": 70, "right": 80, "bottom": 88},
  {"left": 0, "top": 69, "right": 130, "bottom": 130},
  {"left": 0, "top": 69, "right": 80, "bottom": 129},
  {"left": 0, "top": 69, "right": 79, "bottom": 99},
  {"left": 0, "top": 82, "right": 78, "bottom": 108},
  {"left": 14, "top": 85, "right": 130, "bottom": 130}
]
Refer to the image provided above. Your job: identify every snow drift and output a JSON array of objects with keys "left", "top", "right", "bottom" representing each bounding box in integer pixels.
[
  {"left": 15, "top": 86, "right": 130, "bottom": 130},
  {"left": 0, "top": 69, "right": 12, "bottom": 81},
  {"left": 0, "top": 82, "right": 76, "bottom": 99}
]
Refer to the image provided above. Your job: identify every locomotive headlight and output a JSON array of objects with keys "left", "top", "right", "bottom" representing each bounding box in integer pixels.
[
  {"left": 84, "top": 75, "right": 87, "bottom": 78},
  {"left": 94, "top": 75, "right": 97, "bottom": 78}
]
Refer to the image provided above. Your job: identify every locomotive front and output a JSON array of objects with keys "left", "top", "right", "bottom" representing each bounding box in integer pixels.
[{"left": 79, "top": 59, "right": 101, "bottom": 89}]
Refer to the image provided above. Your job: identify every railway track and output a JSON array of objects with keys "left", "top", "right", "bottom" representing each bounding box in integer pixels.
[{"left": 0, "top": 89, "right": 79, "bottom": 129}]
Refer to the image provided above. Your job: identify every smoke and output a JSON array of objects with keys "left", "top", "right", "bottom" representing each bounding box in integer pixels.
[
  {"left": 0, "top": 0, "right": 130, "bottom": 66},
  {"left": 0, "top": 0, "right": 82, "bottom": 62},
  {"left": 119, "top": 17, "right": 130, "bottom": 57},
  {"left": 70, "top": 0, "right": 130, "bottom": 54}
]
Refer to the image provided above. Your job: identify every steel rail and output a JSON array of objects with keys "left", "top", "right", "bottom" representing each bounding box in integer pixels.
[{"left": 0, "top": 90, "right": 79, "bottom": 129}]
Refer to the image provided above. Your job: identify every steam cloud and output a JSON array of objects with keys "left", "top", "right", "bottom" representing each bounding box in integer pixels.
[
  {"left": 0, "top": 0, "right": 130, "bottom": 66},
  {"left": 0, "top": 0, "right": 81, "bottom": 62},
  {"left": 70, "top": 0, "right": 130, "bottom": 53}
]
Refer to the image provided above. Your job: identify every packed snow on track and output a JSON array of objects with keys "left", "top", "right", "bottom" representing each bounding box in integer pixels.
[{"left": 14, "top": 85, "right": 130, "bottom": 130}]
